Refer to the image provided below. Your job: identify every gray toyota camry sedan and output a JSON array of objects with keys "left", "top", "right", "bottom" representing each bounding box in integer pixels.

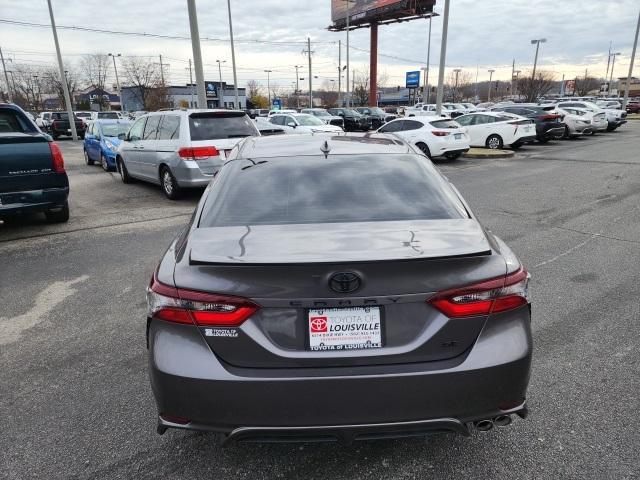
[{"left": 147, "top": 133, "right": 532, "bottom": 443}]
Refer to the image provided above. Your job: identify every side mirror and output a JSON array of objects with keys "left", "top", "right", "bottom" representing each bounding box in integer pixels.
[
  {"left": 118, "top": 133, "right": 127, "bottom": 140},
  {"left": 287, "top": 122, "right": 296, "bottom": 128},
  {"left": 338, "top": 112, "right": 345, "bottom": 117}
]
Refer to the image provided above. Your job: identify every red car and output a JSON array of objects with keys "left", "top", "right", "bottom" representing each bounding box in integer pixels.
[{"left": 625, "top": 102, "right": 640, "bottom": 114}]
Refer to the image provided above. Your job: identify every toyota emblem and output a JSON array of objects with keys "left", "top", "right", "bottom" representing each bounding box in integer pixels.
[{"left": 329, "top": 272, "right": 362, "bottom": 294}]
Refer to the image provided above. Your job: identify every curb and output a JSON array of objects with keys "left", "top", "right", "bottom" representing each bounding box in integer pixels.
[{"left": 463, "top": 148, "right": 515, "bottom": 159}]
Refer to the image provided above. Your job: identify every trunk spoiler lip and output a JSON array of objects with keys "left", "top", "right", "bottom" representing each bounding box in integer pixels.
[{"left": 188, "top": 249, "right": 493, "bottom": 266}]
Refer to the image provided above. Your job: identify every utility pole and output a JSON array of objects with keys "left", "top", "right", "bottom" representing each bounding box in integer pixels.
[
  {"left": 453, "top": 68, "right": 461, "bottom": 102},
  {"left": 487, "top": 69, "right": 495, "bottom": 102},
  {"left": 47, "top": 0, "right": 77, "bottom": 140},
  {"left": 474, "top": 64, "right": 479, "bottom": 101},
  {"left": 560, "top": 73, "right": 565, "bottom": 95},
  {"left": 609, "top": 52, "right": 621, "bottom": 96},
  {"left": 108, "top": 53, "right": 122, "bottom": 111},
  {"left": 337, "top": 40, "right": 342, "bottom": 107},
  {"left": 264, "top": 70, "right": 272, "bottom": 108},
  {"left": 622, "top": 8, "right": 639, "bottom": 110},
  {"left": 435, "top": 0, "right": 450, "bottom": 116},
  {"left": 216, "top": 59, "right": 226, "bottom": 108},
  {"left": 187, "top": 0, "right": 206, "bottom": 108},
  {"left": 307, "top": 37, "right": 313, "bottom": 107},
  {"left": 513, "top": 70, "right": 521, "bottom": 97},
  {"left": 511, "top": 59, "right": 515, "bottom": 99},
  {"left": 226, "top": 0, "right": 240, "bottom": 109},
  {"left": 0, "top": 47, "right": 12, "bottom": 102},
  {"left": 425, "top": 15, "right": 432, "bottom": 104},
  {"left": 295, "top": 65, "right": 301, "bottom": 109},
  {"left": 531, "top": 38, "right": 546, "bottom": 81},
  {"left": 158, "top": 54, "right": 165, "bottom": 85},
  {"left": 605, "top": 41, "right": 612, "bottom": 80},
  {"left": 186, "top": 59, "right": 195, "bottom": 107}
]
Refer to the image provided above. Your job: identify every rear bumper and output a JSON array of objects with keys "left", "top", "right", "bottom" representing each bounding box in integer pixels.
[
  {"left": 537, "top": 124, "right": 565, "bottom": 140},
  {"left": 171, "top": 161, "right": 216, "bottom": 188},
  {"left": 148, "top": 306, "right": 532, "bottom": 439},
  {"left": 0, "top": 187, "right": 69, "bottom": 215}
]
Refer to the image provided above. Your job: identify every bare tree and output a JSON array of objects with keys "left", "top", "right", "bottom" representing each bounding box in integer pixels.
[
  {"left": 574, "top": 76, "right": 602, "bottom": 96},
  {"left": 246, "top": 80, "right": 263, "bottom": 100},
  {"left": 518, "top": 70, "right": 557, "bottom": 102},
  {"left": 9, "top": 64, "right": 43, "bottom": 110},
  {"left": 121, "top": 57, "right": 163, "bottom": 110},
  {"left": 41, "top": 65, "right": 80, "bottom": 108},
  {"left": 318, "top": 80, "right": 338, "bottom": 107},
  {"left": 352, "top": 69, "right": 369, "bottom": 106},
  {"left": 80, "top": 53, "right": 110, "bottom": 90}
]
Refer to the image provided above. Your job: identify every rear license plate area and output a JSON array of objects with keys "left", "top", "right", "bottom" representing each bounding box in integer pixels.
[
  {"left": 307, "top": 307, "right": 383, "bottom": 351},
  {"left": 454, "top": 133, "right": 462, "bottom": 139}
]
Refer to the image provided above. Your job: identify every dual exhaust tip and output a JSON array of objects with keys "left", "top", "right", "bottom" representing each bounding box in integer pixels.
[{"left": 474, "top": 415, "right": 512, "bottom": 432}]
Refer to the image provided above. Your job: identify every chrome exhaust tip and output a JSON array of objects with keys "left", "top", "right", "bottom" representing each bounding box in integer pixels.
[
  {"left": 493, "top": 415, "right": 512, "bottom": 427},
  {"left": 475, "top": 420, "right": 494, "bottom": 432}
]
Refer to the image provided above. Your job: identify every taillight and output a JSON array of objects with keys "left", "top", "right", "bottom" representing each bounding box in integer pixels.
[
  {"left": 49, "top": 142, "right": 65, "bottom": 173},
  {"left": 429, "top": 268, "right": 530, "bottom": 318},
  {"left": 178, "top": 146, "right": 220, "bottom": 160},
  {"left": 147, "top": 273, "right": 259, "bottom": 327},
  {"left": 539, "top": 114, "right": 559, "bottom": 121},
  {"left": 431, "top": 131, "right": 450, "bottom": 137}
]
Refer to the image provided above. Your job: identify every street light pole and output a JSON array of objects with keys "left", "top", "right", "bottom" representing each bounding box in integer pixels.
[
  {"left": 46, "top": 0, "right": 77, "bottom": 140},
  {"left": 295, "top": 65, "right": 301, "bottom": 109},
  {"left": 186, "top": 59, "right": 195, "bottom": 107},
  {"left": 487, "top": 69, "right": 495, "bottom": 102},
  {"left": 425, "top": 14, "right": 432, "bottom": 104},
  {"left": 435, "top": 0, "right": 450, "bottom": 116},
  {"left": 337, "top": 40, "right": 342, "bottom": 107},
  {"left": 108, "top": 53, "right": 123, "bottom": 112},
  {"left": 264, "top": 70, "right": 272, "bottom": 108},
  {"left": 530, "top": 38, "right": 546, "bottom": 81},
  {"left": 307, "top": 37, "right": 313, "bottom": 107},
  {"left": 453, "top": 68, "right": 461, "bottom": 102},
  {"left": 216, "top": 60, "right": 226, "bottom": 108},
  {"left": 226, "top": 0, "right": 240, "bottom": 109},
  {"left": 187, "top": 0, "right": 207, "bottom": 109},
  {"left": 622, "top": 8, "right": 640, "bottom": 110}
]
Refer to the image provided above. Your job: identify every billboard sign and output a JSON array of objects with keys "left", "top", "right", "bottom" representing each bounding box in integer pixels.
[
  {"left": 331, "top": 0, "right": 434, "bottom": 28},
  {"left": 563, "top": 79, "right": 576, "bottom": 96},
  {"left": 272, "top": 98, "right": 282, "bottom": 110},
  {"left": 406, "top": 71, "right": 421, "bottom": 89},
  {"left": 205, "top": 82, "right": 217, "bottom": 97}
]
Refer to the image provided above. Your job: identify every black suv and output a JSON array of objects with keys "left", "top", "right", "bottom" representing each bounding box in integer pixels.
[
  {"left": 493, "top": 105, "right": 565, "bottom": 142},
  {"left": 355, "top": 107, "right": 396, "bottom": 129},
  {"left": 327, "top": 108, "right": 371, "bottom": 132}
]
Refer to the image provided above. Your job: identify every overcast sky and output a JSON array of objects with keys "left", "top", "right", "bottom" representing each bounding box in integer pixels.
[{"left": 1, "top": 0, "right": 638, "bottom": 91}]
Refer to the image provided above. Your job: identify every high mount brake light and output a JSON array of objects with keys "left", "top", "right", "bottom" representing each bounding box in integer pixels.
[
  {"left": 178, "top": 146, "right": 220, "bottom": 160},
  {"left": 429, "top": 268, "right": 530, "bottom": 318},
  {"left": 147, "top": 273, "right": 259, "bottom": 326}
]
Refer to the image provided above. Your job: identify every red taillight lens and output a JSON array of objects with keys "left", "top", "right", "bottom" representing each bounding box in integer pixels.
[
  {"left": 178, "top": 146, "right": 220, "bottom": 160},
  {"left": 539, "top": 114, "right": 559, "bottom": 121},
  {"left": 429, "top": 268, "right": 530, "bottom": 318},
  {"left": 147, "top": 273, "right": 259, "bottom": 327},
  {"left": 49, "top": 142, "right": 65, "bottom": 173},
  {"left": 431, "top": 131, "right": 450, "bottom": 137}
]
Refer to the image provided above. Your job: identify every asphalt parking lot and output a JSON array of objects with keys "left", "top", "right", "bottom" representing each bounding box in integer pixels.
[{"left": 1, "top": 125, "right": 639, "bottom": 480}]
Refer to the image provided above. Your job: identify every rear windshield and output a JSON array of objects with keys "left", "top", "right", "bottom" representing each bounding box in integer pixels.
[
  {"left": 200, "top": 154, "right": 468, "bottom": 227},
  {"left": 76, "top": 112, "right": 92, "bottom": 118},
  {"left": 0, "top": 110, "right": 30, "bottom": 133},
  {"left": 189, "top": 113, "right": 258, "bottom": 141},
  {"left": 52, "top": 113, "right": 70, "bottom": 120},
  {"left": 98, "top": 112, "right": 120, "bottom": 119},
  {"left": 430, "top": 119, "right": 460, "bottom": 129}
]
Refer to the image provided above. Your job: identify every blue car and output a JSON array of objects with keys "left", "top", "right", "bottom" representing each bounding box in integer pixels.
[{"left": 83, "top": 119, "right": 132, "bottom": 171}]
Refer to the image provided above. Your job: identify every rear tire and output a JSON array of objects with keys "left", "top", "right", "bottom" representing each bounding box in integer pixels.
[
  {"left": 510, "top": 142, "right": 522, "bottom": 150},
  {"left": 84, "top": 148, "right": 94, "bottom": 166},
  {"left": 415, "top": 142, "right": 432, "bottom": 159},
  {"left": 485, "top": 134, "right": 503, "bottom": 150},
  {"left": 606, "top": 124, "right": 617, "bottom": 132},
  {"left": 160, "top": 166, "right": 182, "bottom": 200},
  {"left": 444, "top": 152, "right": 462, "bottom": 160},
  {"left": 44, "top": 202, "right": 69, "bottom": 223},
  {"left": 117, "top": 157, "right": 133, "bottom": 184}
]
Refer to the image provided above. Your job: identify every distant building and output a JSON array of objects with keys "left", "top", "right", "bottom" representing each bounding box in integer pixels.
[
  {"left": 617, "top": 77, "right": 640, "bottom": 97},
  {"left": 74, "top": 87, "right": 120, "bottom": 110},
  {"left": 122, "top": 82, "right": 247, "bottom": 111}
]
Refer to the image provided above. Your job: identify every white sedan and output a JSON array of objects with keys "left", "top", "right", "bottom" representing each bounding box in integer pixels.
[
  {"left": 553, "top": 107, "right": 596, "bottom": 137},
  {"left": 378, "top": 117, "right": 470, "bottom": 160},
  {"left": 453, "top": 112, "right": 537, "bottom": 149},
  {"left": 269, "top": 113, "right": 344, "bottom": 134}
]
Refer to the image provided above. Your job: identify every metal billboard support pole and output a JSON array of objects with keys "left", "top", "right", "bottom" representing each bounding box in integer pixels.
[
  {"left": 226, "top": 0, "right": 240, "bottom": 109},
  {"left": 435, "top": 0, "right": 450, "bottom": 116},
  {"left": 622, "top": 9, "right": 639, "bottom": 109}
]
